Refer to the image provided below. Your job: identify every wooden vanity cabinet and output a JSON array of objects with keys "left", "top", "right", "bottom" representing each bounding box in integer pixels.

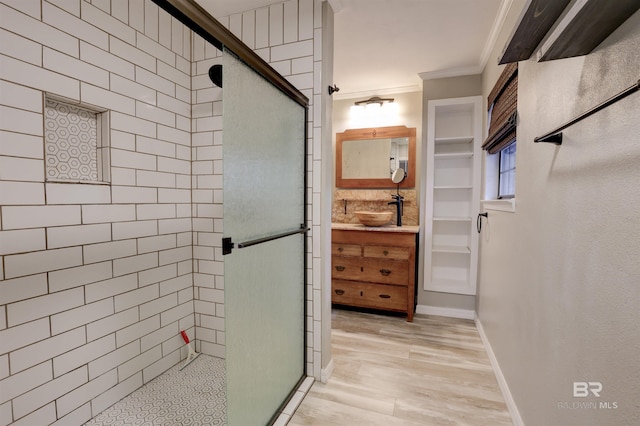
[{"left": 331, "top": 229, "right": 417, "bottom": 321}]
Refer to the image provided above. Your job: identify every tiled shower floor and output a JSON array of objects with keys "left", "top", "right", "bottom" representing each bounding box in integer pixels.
[{"left": 85, "top": 355, "right": 227, "bottom": 425}]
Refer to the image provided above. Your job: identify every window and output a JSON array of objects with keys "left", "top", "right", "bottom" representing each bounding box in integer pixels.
[
  {"left": 498, "top": 142, "right": 516, "bottom": 198},
  {"left": 44, "top": 96, "right": 110, "bottom": 183},
  {"left": 482, "top": 63, "right": 517, "bottom": 206}
]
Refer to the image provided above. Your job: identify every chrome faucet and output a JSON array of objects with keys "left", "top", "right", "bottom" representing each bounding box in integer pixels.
[{"left": 388, "top": 194, "right": 404, "bottom": 227}]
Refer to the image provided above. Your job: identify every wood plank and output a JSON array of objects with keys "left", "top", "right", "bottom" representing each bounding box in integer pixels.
[
  {"left": 364, "top": 245, "right": 410, "bottom": 260},
  {"left": 289, "top": 309, "right": 512, "bottom": 426},
  {"left": 331, "top": 243, "right": 362, "bottom": 257},
  {"left": 332, "top": 280, "right": 408, "bottom": 311},
  {"left": 332, "top": 257, "right": 409, "bottom": 285},
  {"left": 332, "top": 229, "right": 416, "bottom": 246},
  {"left": 499, "top": 0, "right": 571, "bottom": 64},
  {"left": 539, "top": 0, "right": 640, "bottom": 61}
]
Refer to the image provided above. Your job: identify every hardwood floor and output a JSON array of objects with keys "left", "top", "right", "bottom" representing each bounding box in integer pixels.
[{"left": 289, "top": 308, "right": 512, "bottom": 426}]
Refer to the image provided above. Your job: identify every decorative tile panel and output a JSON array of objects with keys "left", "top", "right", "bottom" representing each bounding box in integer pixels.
[
  {"left": 332, "top": 188, "right": 419, "bottom": 226},
  {"left": 45, "top": 99, "right": 99, "bottom": 181}
]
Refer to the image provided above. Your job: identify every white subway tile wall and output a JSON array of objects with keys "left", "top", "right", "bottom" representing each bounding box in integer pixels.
[{"left": 0, "top": 0, "right": 323, "bottom": 424}]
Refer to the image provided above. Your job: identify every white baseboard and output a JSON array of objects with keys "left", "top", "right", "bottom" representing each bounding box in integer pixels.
[
  {"left": 320, "top": 358, "right": 334, "bottom": 383},
  {"left": 475, "top": 316, "right": 524, "bottom": 426},
  {"left": 415, "top": 304, "right": 475, "bottom": 320}
]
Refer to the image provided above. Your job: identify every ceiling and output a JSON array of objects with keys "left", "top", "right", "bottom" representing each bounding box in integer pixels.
[{"left": 195, "top": 0, "right": 510, "bottom": 99}]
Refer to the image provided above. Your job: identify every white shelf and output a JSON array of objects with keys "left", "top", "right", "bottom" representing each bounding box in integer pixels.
[
  {"left": 427, "top": 279, "right": 476, "bottom": 296},
  {"left": 432, "top": 245, "right": 470, "bottom": 254},
  {"left": 434, "top": 152, "right": 473, "bottom": 159},
  {"left": 434, "top": 136, "right": 473, "bottom": 144},
  {"left": 433, "top": 186, "right": 472, "bottom": 190},
  {"left": 433, "top": 216, "right": 472, "bottom": 222}
]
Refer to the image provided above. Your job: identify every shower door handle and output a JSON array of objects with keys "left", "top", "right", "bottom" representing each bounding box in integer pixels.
[{"left": 223, "top": 224, "right": 309, "bottom": 255}]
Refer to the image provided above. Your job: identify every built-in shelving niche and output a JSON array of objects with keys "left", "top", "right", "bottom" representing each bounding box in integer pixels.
[{"left": 423, "top": 96, "right": 482, "bottom": 296}]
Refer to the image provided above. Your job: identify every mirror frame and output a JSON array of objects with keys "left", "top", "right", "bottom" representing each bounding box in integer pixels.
[{"left": 336, "top": 125, "right": 416, "bottom": 188}]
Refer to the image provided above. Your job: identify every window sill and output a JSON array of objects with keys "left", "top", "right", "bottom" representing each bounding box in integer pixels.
[{"left": 482, "top": 198, "right": 516, "bottom": 213}]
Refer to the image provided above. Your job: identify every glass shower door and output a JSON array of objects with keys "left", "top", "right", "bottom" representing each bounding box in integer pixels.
[{"left": 222, "top": 51, "right": 306, "bottom": 425}]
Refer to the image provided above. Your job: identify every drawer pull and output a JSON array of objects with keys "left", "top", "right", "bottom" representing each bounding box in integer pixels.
[
  {"left": 334, "top": 289, "right": 345, "bottom": 295},
  {"left": 379, "top": 294, "right": 391, "bottom": 299},
  {"left": 335, "top": 265, "right": 346, "bottom": 272},
  {"left": 338, "top": 247, "right": 343, "bottom": 252},
  {"left": 380, "top": 269, "right": 392, "bottom": 276},
  {"left": 383, "top": 250, "right": 389, "bottom": 256}
]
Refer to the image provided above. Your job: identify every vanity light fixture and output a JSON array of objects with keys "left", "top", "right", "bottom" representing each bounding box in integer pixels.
[
  {"left": 349, "top": 96, "right": 400, "bottom": 128},
  {"left": 354, "top": 96, "right": 394, "bottom": 106}
]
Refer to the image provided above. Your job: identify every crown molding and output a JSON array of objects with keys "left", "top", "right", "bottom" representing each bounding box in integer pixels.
[{"left": 480, "top": 0, "right": 514, "bottom": 69}]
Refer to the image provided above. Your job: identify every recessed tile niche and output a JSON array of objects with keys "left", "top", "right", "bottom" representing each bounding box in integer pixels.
[{"left": 44, "top": 97, "right": 110, "bottom": 183}]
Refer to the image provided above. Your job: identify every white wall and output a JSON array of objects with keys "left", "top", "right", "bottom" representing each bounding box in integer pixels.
[
  {"left": 0, "top": 0, "right": 326, "bottom": 424},
  {"left": 190, "top": 28, "right": 225, "bottom": 361},
  {"left": 477, "top": 5, "right": 640, "bottom": 426},
  {"left": 320, "top": 0, "right": 335, "bottom": 377}
]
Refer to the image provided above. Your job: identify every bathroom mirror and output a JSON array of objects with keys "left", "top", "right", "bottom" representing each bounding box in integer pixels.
[{"left": 336, "top": 125, "right": 416, "bottom": 188}]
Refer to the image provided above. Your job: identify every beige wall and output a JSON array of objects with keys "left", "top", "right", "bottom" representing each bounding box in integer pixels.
[
  {"left": 333, "top": 90, "right": 423, "bottom": 135},
  {"left": 423, "top": 74, "right": 483, "bottom": 102},
  {"left": 477, "top": 4, "right": 640, "bottom": 426}
]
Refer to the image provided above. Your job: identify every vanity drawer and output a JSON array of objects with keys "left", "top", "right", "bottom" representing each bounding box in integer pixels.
[
  {"left": 332, "top": 256, "right": 408, "bottom": 286},
  {"left": 332, "top": 280, "right": 407, "bottom": 311},
  {"left": 331, "top": 243, "right": 361, "bottom": 257},
  {"left": 364, "top": 245, "right": 410, "bottom": 260}
]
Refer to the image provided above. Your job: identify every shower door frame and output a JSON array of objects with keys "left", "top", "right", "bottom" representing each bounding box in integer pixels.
[
  {"left": 152, "top": 0, "right": 310, "bottom": 423},
  {"left": 153, "top": 0, "right": 308, "bottom": 107}
]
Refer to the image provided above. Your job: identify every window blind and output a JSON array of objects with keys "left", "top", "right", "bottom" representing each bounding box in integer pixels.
[{"left": 482, "top": 62, "right": 518, "bottom": 154}]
